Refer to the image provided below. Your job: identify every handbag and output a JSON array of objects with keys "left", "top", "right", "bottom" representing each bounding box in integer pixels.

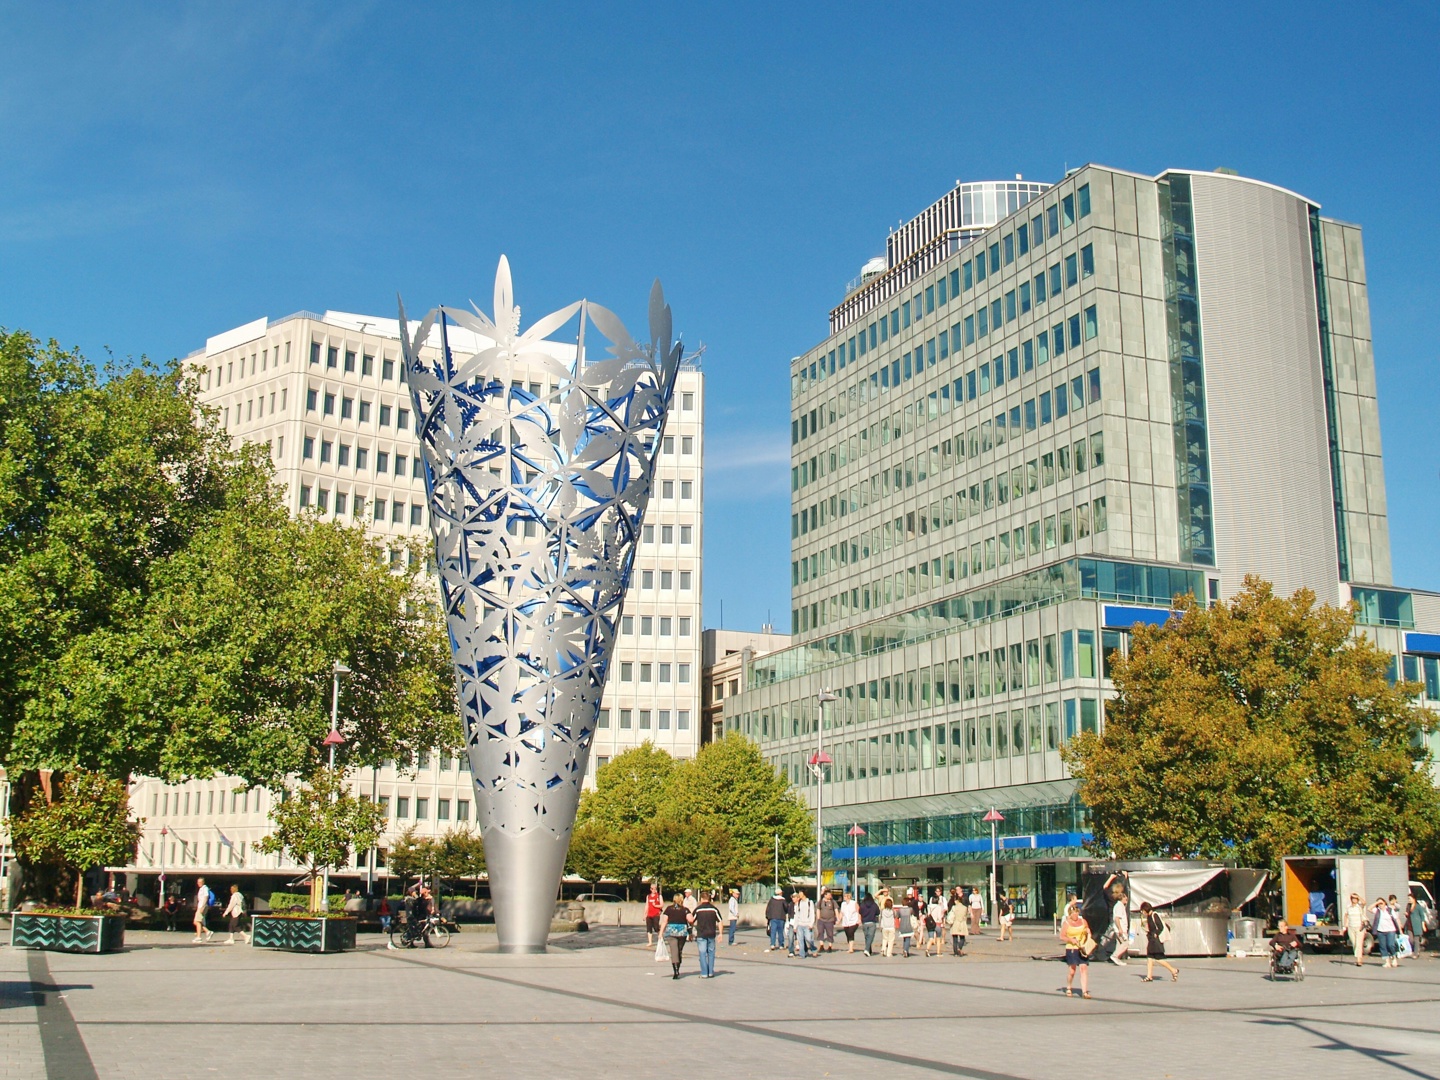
[
  {"left": 1079, "top": 934, "right": 1098, "bottom": 957},
  {"left": 1158, "top": 919, "right": 1171, "bottom": 944}
]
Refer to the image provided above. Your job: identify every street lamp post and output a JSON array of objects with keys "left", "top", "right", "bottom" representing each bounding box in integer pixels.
[
  {"left": 848, "top": 824, "right": 866, "bottom": 898},
  {"left": 811, "top": 690, "right": 839, "bottom": 899},
  {"left": 983, "top": 808, "right": 1005, "bottom": 930},
  {"left": 319, "top": 661, "right": 351, "bottom": 910}
]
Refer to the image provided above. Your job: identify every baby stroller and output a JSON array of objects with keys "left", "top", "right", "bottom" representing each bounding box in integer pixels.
[{"left": 1269, "top": 946, "right": 1305, "bottom": 981}]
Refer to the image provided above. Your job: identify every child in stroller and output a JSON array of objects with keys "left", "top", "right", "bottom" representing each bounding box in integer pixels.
[{"left": 1269, "top": 920, "right": 1305, "bottom": 981}]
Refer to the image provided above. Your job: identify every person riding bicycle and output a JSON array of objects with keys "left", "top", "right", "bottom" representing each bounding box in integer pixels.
[{"left": 404, "top": 884, "right": 435, "bottom": 947}]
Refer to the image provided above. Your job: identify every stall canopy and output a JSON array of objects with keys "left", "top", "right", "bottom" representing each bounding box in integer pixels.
[{"left": 1125, "top": 866, "right": 1268, "bottom": 910}]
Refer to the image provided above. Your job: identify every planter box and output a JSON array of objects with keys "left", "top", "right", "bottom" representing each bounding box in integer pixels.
[
  {"left": 250, "top": 915, "right": 357, "bottom": 953},
  {"left": 10, "top": 912, "right": 126, "bottom": 953}
]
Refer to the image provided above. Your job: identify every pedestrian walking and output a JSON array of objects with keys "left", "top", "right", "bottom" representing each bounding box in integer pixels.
[
  {"left": 682, "top": 888, "right": 698, "bottom": 913},
  {"left": 726, "top": 888, "right": 740, "bottom": 946},
  {"left": 794, "top": 891, "right": 817, "bottom": 958},
  {"left": 924, "top": 890, "right": 947, "bottom": 956},
  {"left": 897, "top": 899, "right": 915, "bottom": 957},
  {"left": 840, "top": 892, "right": 861, "bottom": 952},
  {"left": 223, "top": 884, "right": 248, "bottom": 945},
  {"left": 816, "top": 889, "right": 838, "bottom": 952},
  {"left": 1371, "top": 896, "right": 1402, "bottom": 968},
  {"left": 1107, "top": 888, "right": 1130, "bottom": 965},
  {"left": 378, "top": 897, "right": 392, "bottom": 933},
  {"left": 879, "top": 898, "right": 898, "bottom": 957},
  {"left": 764, "top": 888, "right": 787, "bottom": 952},
  {"left": 662, "top": 894, "right": 693, "bottom": 979},
  {"left": 191, "top": 878, "right": 214, "bottom": 942},
  {"left": 1343, "top": 893, "right": 1368, "bottom": 966},
  {"left": 645, "top": 884, "right": 663, "bottom": 947},
  {"left": 969, "top": 884, "right": 985, "bottom": 935},
  {"left": 784, "top": 892, "right": 798, "bottom": 955},
  {"left": 859, "top": 891, "right": 880, "bottom": 956},
  {"left": 1407, "top": 896, "right": 1426, "bottom": 957},
  {"left": 1059, "top": 900, "right": 1093, "bottom": 999},
  {"left": 946, "top": 893, "right": 968, "bottom": 955},
  {"left": 692, "top": 891, "right": 722, "bottom": 978},
  {"left": 1138, "top": 902, "right": 1178, "bottom": 982},
  {"left": 997, "top": 893, "right": 1015, "bottom": 943}
]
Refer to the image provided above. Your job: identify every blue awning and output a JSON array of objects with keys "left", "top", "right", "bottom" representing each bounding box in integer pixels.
[
  {"left": 1404, "top": 632, "right": 1440, "bottom": 657},
  {"left": 830, "top": 831, "right": 1091, "bottom": 862},
  {"left": 1103, "top": 604, "right": 1174, "bottom": 629}
]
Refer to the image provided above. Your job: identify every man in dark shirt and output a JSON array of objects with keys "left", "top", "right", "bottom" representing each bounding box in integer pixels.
[
  {"left": 692, "top": 891, "right": 723, "bottom": 979},
  {"left": 1271, "top": 920, "right": 1302, "bottom": 971},
  {"left": 764, "top": 889, "right": 787, "bottom": 952}
]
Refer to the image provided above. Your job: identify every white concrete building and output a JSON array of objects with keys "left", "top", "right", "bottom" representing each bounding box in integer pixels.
[{"left": 127, "top": 308, "right": 703, "bottom": 895}]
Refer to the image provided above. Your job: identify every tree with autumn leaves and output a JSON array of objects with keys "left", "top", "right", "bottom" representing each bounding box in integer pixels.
[{"left": 1063, "top": 577, "right": 1440, "bottom": 873}]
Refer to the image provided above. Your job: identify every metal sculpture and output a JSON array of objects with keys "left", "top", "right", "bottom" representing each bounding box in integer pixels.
[{"left": 399, "top": 258, "right": 681, "bottom": 952}]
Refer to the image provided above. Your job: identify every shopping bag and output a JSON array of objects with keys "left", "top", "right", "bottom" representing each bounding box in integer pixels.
[{"left": 654, "top": 936, "right": 667, "bottom": 962}]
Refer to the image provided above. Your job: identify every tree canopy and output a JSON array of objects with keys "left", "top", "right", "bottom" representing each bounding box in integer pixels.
[
  {"left": 574, "top": 734, "right": 812, "bottom": 889},
  {"left": 1063, "top": 577, "right": 1440, "bottom": 872},
  {"left": 10, "top": 772, "right": 142, "bottom": 909},
  {"left": 0, "top": 329, "right": 458, "bottom": 787},
  {"left": 256, "top": 767, "right": 386, "bottom": 910}
]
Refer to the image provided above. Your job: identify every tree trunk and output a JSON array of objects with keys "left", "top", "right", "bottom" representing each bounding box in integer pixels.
[{"left": 74, "top": 870, "right": 84, "bottom": 912}]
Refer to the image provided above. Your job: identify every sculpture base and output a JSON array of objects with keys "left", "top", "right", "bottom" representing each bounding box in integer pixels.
[
  {"left": 496, "top": 943, "right": 548, "bottom": 954},
  {"left": 483, "top": 827, "right": 570, "bottom": 953}
]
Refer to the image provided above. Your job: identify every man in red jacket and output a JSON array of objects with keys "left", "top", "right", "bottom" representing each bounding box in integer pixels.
[{"left": 645, "top": 884, "right": 663, "bottom": 946}]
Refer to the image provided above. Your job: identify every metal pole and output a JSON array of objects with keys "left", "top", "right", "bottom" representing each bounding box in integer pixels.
[
  {"left": 366, "top": 765, "right": 378, "bottom": 898},
  {"left": 990, "top": 817, "right": 997, "bottom": 928},
  {"left": 853, "top": 828, "right": 859, "bottom": 898},
  {"left": 774, "top": 833, "right": 779, "bottom": 892},
  {"left": 815, "top": 697, "right": 823, "bottom": 897},
  {"left": 321, "top": 668, "right": 339, "bottom": 909}
]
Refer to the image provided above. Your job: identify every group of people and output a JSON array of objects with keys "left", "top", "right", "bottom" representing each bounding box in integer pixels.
[
  {"left": 1341, "top": 892, "right": 1429, "bottom": 967},
  {"left": 1058, "top": 898, "right": 1178, "bottom": 998},
  {"left": 760, "top": 884, "right": 1003, "bottom": 960},
  {"left": 185, "top": 877, "right": 249, "bottom": 945}
]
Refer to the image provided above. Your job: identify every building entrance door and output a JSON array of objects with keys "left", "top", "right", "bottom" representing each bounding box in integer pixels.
[{"left": 1036, "top": 864, "right": 1057, "bottom": 921}]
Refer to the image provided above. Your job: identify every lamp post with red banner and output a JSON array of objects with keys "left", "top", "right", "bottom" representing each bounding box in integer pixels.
[
  {"left": 811, "top": 690, "right": 840, "bottom": 897},
  {"left": 983, "top": 808, "right": 1005, "bottom": 928},
  {"left": 848, "top": 824, "right": 866, "bottom": 897}
]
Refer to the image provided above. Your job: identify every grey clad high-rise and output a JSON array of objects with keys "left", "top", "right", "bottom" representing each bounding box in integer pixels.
[{"left": 724, "top": 166, "right": 1440, "bottom": 919}]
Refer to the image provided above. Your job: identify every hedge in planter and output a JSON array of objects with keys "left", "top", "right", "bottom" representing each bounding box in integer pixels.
[
  {"left": 250, "top": 914, "right": 357, "bottom": 953},
  {"left": 11, "top": 911, "right": 126, "bottom": 953}
]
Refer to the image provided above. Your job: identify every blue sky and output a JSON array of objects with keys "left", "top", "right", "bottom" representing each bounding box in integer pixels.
[{"left": 3, "top": 1, "right": 1437, "bottom": 631}]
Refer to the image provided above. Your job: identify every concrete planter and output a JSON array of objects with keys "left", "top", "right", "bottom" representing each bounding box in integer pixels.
[
  {"left": 10, "top": 912, "right": 126, "bottom": 953},
  {"left": 250, "top": 915, "right": 357, "bottom": 953}
]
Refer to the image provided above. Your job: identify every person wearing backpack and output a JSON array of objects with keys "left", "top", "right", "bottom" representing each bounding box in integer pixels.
[
  {"left": 223, "top": 884, "right": 248, "bottom": 945},
  {"left": 1139, "top": 902, "right": 1178, "bottom": 982},
  {"left": 192, "top": 878, "right": 215, "bottom": 943}
]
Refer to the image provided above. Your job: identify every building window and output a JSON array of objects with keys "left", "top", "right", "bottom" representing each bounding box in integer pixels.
[
  {"left": 382, "top": 358, "right": 395, "bottom": 380},
  {"left": 680, "top": 480, "right": 692, "bottom": 499},
  {"left": 457, "top": 800, "right": 469, "bottom": 821},
  {"left": 320, "top": 440, "right": 333, "bottom": 463},
  {"left": 397, "top": 409, "right": 410, "bottom": 430},
  {"left": 323, "top": 393, "right": 336, "bottom": 416},
  {"left": 359, "top": 399, "right": 372, "bottom": 422},
  {"left": 437, "top": 799, "right": 450, "bottom": 821},
  {"left": 679, "top": 617, "right": 691, "bottom": 635},
  {"left": 415, "top": 798, "right": 428, "bottom": 820},
  {"left": 678, "top": 663, "right": 691, "bottom": 683},
  {"left": 392, "top": 502, "right": 404, "bottom": 523},
  {"left": 310, "top": 342, "right": 321, "bottom": 365},
  {"left": 344, "top": 350, "right": 356, "bottom": 373},
  {"left": 362, "top": 354, "right": 374, "bottom": 376},
  {"left": 341, "top": 396, "right": 354, "bottom": 419},
  {"left": 373, "top": 498, "right": 385, "bottom": 521},
  {"left": 678, "top": 710, "right": 690, "bottom": 730},
  {"left": 379, "top": 405, "right": 392, "bottom": 426},
  {"left": 410, "top": 505, "right": 423, "bottom": 526},
  {"left": 306, "top": 388, "right": 317, "bottom": 411},
  {"left": 303, "top": 437, "right": 315, "bottom": 459},
  {"left": 396, "top": 797, "right": 410, "bottom": 819},
  {"left": 619, "top": 709, "right": 633, "bottom": 729},
  {"left": 598, "top": 709, "right": 610, "bottom": 729}
]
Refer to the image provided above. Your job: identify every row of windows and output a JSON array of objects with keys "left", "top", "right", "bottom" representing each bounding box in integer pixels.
[
  {"left": 640, "top": 523, "right": 696, "bottom": 546},
  {"left": 802, "top": 184, "right": 1094, "bottom": 393},
  {"left": 794, "top": 379, "right": 1101, "bottom": 542},
  {"left": 765, "top": 696, "right": 1099, "bottom": 785},
  {"left": 301, "top": 438, "right": 423, "bottom": 477},
  {"left": 619, "top": 612, "right": 694, "bottom": 635},
  {"left": 380, "top": 794, "right": 470, "bottom": 823},
  {"left": 616, "top": 661, "right": 694, "bottom": 683},
  {"left": 754, "top": 633, "right": 1108, "bottom": 744},
  {"left": 306, "top": 387, "right": 412, "bottom": 429},
  {"left": 597, "top": 707, "right": 692, "bottom": 731},
  {"left": 795, "top": 305, "right": 1099, "bottom": 449},
  {"left": 796, "top": 433, "right": 1105, "bottom": 582},
  {"left": 224, "top": 389, "right": 288, "bottom": 427},
  {"left": 298, "top": 485, "right": 425, "bottom": 526},
  {"left": 794, "top": 363, "right": 1102, "bottom": 502},
  {"left": 149, "top": 787, "right": 263, "bottom": 817},
  {"left": 311, "top": 341, "right": 400, "bottom": 381},
  {"left": 209, "top": 340, "right": 292, "bottom": 390},
  {"left": 794, "top": 498, "right": 1109, "bottom": 634}
]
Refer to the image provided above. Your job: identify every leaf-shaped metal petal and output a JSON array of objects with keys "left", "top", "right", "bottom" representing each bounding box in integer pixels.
[{"left": 494, "top": 256, "right": 514, "bottom": 339}]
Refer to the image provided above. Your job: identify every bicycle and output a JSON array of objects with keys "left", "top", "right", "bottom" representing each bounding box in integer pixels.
[{"left": 389, "top": 913, "right": 451, "bottom": 950}]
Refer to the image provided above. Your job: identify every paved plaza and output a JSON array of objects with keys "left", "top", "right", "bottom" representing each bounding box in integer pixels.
[{"left": 4, "top": 924, "right": 1439, "bottom": 1080}]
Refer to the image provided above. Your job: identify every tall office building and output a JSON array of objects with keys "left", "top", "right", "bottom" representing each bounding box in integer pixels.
[
  {"left": 127, "top": 308, "right": 703, "bottom": 893},
  {"left": 724, "top": 166, "right": 1440, "bottom": 919}
]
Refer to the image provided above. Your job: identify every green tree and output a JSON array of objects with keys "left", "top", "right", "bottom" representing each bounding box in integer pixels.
[
  {"left": 386, "top": 824, "right": 440, "bottom": 890},
  {"left": 0, "top": 329, "right": 458, "bottom": 790},
  {"left": 256, "top": 768, "right": 386, "bottom": 911},
  {"left": 10, "top": 772, "right": 142, "bottom": 909},
  {"left": 565, "top": 821, "right": 614, "bottom": 897},
  {"left": 576, "top": 742, "right": 676, "bottom": 833},
  {"left": 1063, "top": 577, "right": 1440, "bottom": 872},
  {"left": 662, "top": 732, "right": 812, "bottom": 883},
  {"left": 438, "top": 827, "right": 488, "bottom": 899}
]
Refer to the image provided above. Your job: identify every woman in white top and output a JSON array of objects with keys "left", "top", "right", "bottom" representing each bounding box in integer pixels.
[
  {"left": 879, "top": 899, "right": 898, "bottom": 957},
  {"left": 840, "top": 893, "right": 861, "bottom": 953},
  {"left": 924, "top": 892, "right": 948, "bottom": 956},
  {"left": 1371, "top": 897, "right": 1402, "bottom": 968},
  {"left": 223, "top": 885, "right": 248, "bottom": 945},
  {"left": 1343, "top": 893, "right": 1368, "bottom": 966}
]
